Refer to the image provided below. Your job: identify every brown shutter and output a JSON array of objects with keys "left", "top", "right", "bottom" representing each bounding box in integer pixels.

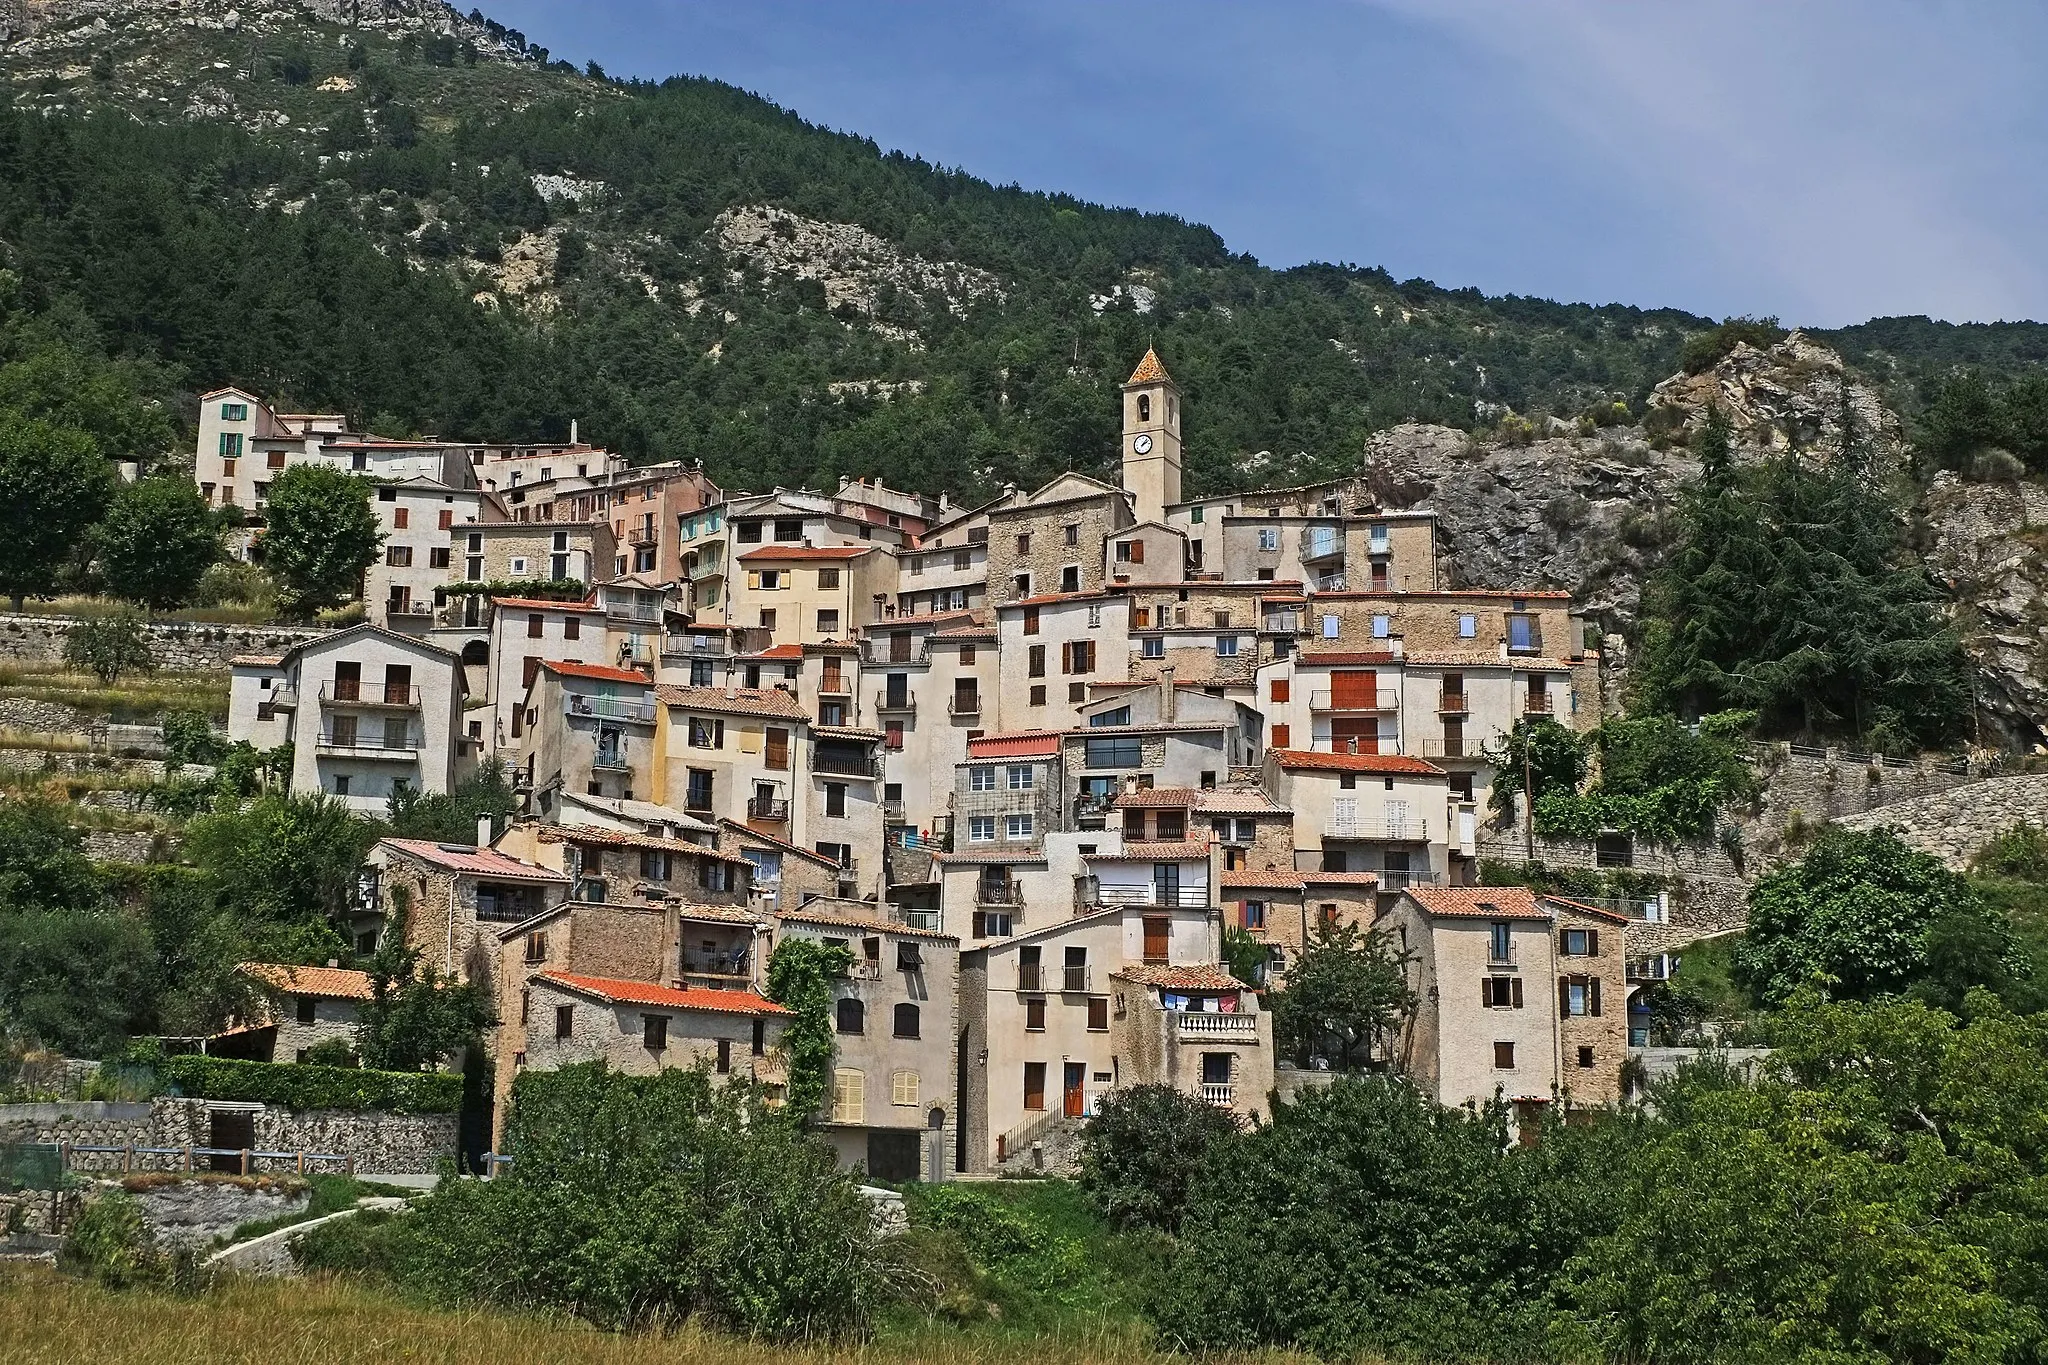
[
  {"left": 1588, "top": 928, "right": 1600, "bottom": 956},
  {"left": 1331, "top": 670, "right": 1377, "bottom": 709},
  {"left": 1559, "top": 977, "right": 1571, "bottom": 1019},
  {"left": 1481, "top": 979, "right": 1491, "bottom": 1008},
  {"left": 971, "top": 911, "right": 986, "bottom": 938},
  {"left": 1590, "top": 978, "right": 1602, "bottom": 1017},
  {"left": 1130, "top": 539, "right": 1145, "bottom": 564},
  {"left": 1511, "top": 977, "right": 1524, "bottom": 1009}
]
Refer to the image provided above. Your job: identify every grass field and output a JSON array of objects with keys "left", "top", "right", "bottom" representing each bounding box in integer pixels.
[
  {"left": 0, "top": 663, "right": 229, "bottom": 723},
  {"left": 0, "top": 1268, "right": 1216, "bottom": 1365}
]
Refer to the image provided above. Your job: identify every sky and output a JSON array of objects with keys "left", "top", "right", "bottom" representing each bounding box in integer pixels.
[{"left": 482, "top": 1, "right": 2048, "bottom": 327}]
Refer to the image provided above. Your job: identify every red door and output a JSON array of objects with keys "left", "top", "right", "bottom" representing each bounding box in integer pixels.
[
  {"left": 1331, "top": 669, "right": 1377, "bottom": 710},
  {"left": 1063, "top": 1063, "right": 1086, "bottom": 1118}
]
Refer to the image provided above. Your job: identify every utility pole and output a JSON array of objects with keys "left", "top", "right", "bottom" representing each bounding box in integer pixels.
[{"left": 1522, "top": 729, "right": 1535, "bottom": 865}]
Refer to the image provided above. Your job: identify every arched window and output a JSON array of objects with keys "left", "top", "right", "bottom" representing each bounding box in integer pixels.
[
  {"left": 1137, "top": 394, "right": 1152, "bottom": 422},
  {"left": 893, "top": 1002, "right": 920, "bottom": 1039},
  {"left": 836, "top": 997, "right": 865, "bottom": 1034}
]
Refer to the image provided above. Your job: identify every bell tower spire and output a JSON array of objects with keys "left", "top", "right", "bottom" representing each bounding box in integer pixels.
[{"left": 1120, "top": 348, "right": 1181, "bottom": 525}]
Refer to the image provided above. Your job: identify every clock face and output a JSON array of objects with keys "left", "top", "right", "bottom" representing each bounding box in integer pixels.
[{"left": 1133, "top": 433, "right": 1154, "bottom": 455}]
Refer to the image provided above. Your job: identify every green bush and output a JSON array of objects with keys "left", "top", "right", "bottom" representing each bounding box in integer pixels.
[
  {"left": 1078, "top": 1084, "right": 1240, "bottom": 1232},
  {"left": 159, "top": 1055, "right": 460, "bottom": 1114},
  {"left": 61, "top": 1189, "right": 156, "bottom": 1289},
  {"left": 1680, "top": 316, "right": 1788, "bottom": 374}
]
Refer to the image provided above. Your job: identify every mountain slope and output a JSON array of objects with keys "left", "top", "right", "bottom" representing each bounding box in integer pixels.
[{"left": 1, "top": 0, "right": 2043, "bottom": 507}]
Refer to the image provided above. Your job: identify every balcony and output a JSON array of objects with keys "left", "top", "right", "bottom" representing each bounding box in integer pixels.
[
  {"left": 976, "top": 880, "right": 1026, "bottom": 906},
  {"left": 1199, "top": 1082, "right": 1236, "bottom": 1108},
  {"left": 385, "top": 601, "right": 433, "bottom": 620},
  {"left": 812, "top": 751, "right": 882, "bottom": 779},
  {"left": 567, "top": 695, "right": 656, "bottom": 724},
  {"left": 1329, "top": 818, "right": 1430, "bottom": 841},
  {"left": 746, "top": 795, "right": 789, "bottom": 822},
  {"left": 1309, "top": 688, "right": 1399, "bottom": 713},
  {"left": 1524, "top": 693, "right": 1555, "bottom": 715},
  {"left": 316, "top": 732, "right": 419, "bottom": 760},
  {"left": 896, "top": 907, "right": 941, "bottom": 933},
  {"left": 266, "top": 686, "right": 299, "bottom": 711},
  {"left": 1437, "top": 692, "right": 1468, "bottom": 715},
  {"left": 1368, "top": 536, "right": 1392, "bottom": 557},
  {"left": 1374, "top": 869, "right": 1438, "bottom": 892},
  {"left": 1298, "top": 527, "right": 1345, "bottom": 563},
  {"left": 320, "top": 682, "right": 421, "bottom": 710},
  {"left": 882, "top": 799, "right": 906, "bottom": 822},
  {"left": 1175, "top": 1012, "right": 1259, "bottom": 1041},
  {"left": 1419, "top": 738, "right": 1471, "bottom": 759},
  {"left": 947, "top": 693, "right": 982, "bottom": 717},
  {"left": 590, "top": 751, "right": 631, "bottom": 775},
  {"left": 680, "top": 949, "right": 752, "bottom": 980},
  {"left": 1060, "top": 966, "right": 1092, "bottom": 993},
  {"left": 1073, "top": 793, "right": 1116, "bottom": 819},
  {"left": 1089, "top": 885, "right": 1209, "bottom": 909},
  {"left": 1017, "top": 964, "right": 1044, "bottom": 992},
  {"left": 627, "top": 523, "right": 658, "bottom": 547},
  {"left": 817, "top": 676, "right": 853, "bottom": 699},
  {"left": 875, "top": 691, "right": 916, "bottom": 716}
]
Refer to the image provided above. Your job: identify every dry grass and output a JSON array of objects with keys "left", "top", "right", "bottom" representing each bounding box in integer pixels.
[
  {"left": 0, "top": 1268, "right": 1227, "bottom": 1365},
  {"left": 0, "top": 663, "right": 229, "bottom": 723}
]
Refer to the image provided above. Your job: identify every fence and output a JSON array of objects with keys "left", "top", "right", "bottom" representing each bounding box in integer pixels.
[{"left": 3, "top": 1139, "right": 355, "bottom": 1180}]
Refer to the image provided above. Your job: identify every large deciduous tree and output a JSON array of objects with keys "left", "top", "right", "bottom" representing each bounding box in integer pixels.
[
  {"left": 0, "top": 417, "right": 113, "bottom": 610},
  {"left": 256, "top": 464, "right": 382, "bottom": 615},
  {"left": 96, "top": 475, "right": 219, "bottom": 610},
  {"left": 1268, "top": 920, "right": 1415, "bottom": 1070}
]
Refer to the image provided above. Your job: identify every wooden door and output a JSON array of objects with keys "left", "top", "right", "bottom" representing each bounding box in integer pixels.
[
  {"left": 1143, "top": 914, "right": 1170, "bottom": 963},
  {"left": 1329, "top": 717, "right": 1379, "bottom": 753},
  {"left": 1063, "top": 1062, "right": 1086, "bottom": 1118},
  {"left": 383, "top": 663, "right": 411, "bottom": 704},
  {"left": 1331, "top": 669, "right": 1377, "bottom": 710},
  {"left": 332, "top": 660, "right": 360, "bottom": 701},
  {"left": 1023, "top": 1062, "right": 1046, "bottom": 1112},
  {"left": 764, "top": 727, "right": 789, "bottom": 771}
]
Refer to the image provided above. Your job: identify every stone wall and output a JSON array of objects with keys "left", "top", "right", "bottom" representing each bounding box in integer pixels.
[
  {"left": 0, "top": 1097, "right": 457, "bottom": 1177},
  {"left": 1835, "top": 774, "right": 2048, "bottom": 869},
  {"left": 0, "top": 613, "right": 324, "bottom": 671},
  {"left": 125, "top": 1176, "right": 310, "bottom": 1248},
  {"left": 1748, "top": 744, "right": 1979, "bottom": 843}
]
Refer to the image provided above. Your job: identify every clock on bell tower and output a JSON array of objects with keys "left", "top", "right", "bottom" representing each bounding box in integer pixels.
[{"left": 1119, "top": 347, "right": 1181, "bottom": 525}]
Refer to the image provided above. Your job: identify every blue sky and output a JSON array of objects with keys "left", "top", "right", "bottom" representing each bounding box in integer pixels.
[{"left": 483, "top": 1, "right": 2048, "bottom": 327}]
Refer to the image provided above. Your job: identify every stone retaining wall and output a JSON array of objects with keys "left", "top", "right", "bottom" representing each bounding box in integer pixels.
[
  {"left": 0, "top": 1097, "right": 457, "bottom": 1177},
  {"left": 1835, "top": 774, "right": 2048, "bottom": 869},
  {"left": 0, "top": 614, "right": 324, "bottom": 671},
  {"left": 1749, "top": 744, "right": 1981, "bottom": 842}
]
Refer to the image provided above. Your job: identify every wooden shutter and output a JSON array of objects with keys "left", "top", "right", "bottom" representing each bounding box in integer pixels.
[
  {"left": 1331, "top": 670, "right": 1377, "bottom": 709},
  {"left": 1590, "top": 978, "right": 1602, "bottom": 1016},
  {"left": 1129, "top": 538, "right": 1144, "bottom": 564},
  {"left": 1511, "top": 977, "right": 1524, "bottom": 1009},
  {"left": 1481, "top": 979, "right": 1492, "bottom": 1008},
  {"left": 1271, "top": 723, "right": 1291, "bottom": 748},
  {"left": 1023, "top": 1062, "right": 1046, "bottom": 1112},
  {"left": 765, "top": 727, "right": 789, "bottom": 770},
  {"left": 1559, "top": 978, "right": 1571, "bottom": 1019},
  {"left": 1588, "top": 929, "right": 1600, "bottom": 955},
  {"left": 1270, "top": 678, "right": 1291, "bottom": 703}
]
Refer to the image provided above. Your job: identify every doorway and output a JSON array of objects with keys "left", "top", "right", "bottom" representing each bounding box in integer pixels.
[
  {"left": 208, "top": 1108, "right": 255, "bottom": 1174},
  {"left": 1063, "top": 1062, "right": 1086, "bottom": 1118}
]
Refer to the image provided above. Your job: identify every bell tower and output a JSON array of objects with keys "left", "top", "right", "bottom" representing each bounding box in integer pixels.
[{"left": 1120, "top": 348, "right": 1182, "bottom": 525}]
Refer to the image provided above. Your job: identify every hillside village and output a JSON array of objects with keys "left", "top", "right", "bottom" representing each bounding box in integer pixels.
[{"left": 180, "top": 347, "right": 1633, "bottom": 1174}]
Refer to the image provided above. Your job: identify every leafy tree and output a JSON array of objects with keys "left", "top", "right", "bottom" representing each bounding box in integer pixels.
[
  {"left": 355, "top": 931, "right": 492, "bottom": 1071},
  {"left": 183, "top": 792, "right": 375, "bottom": 960},
  {"left": 63, "top": 606, "right": 155, "bottom": 684},
  {"left": 256, "top": 465, "right": 383, "bottom": 615},
  {"left": 764, "top": 936, "right": 853, "bottom": 1126},
  {"left": 130, "top": 863, "right": 259, "bottom": 1037},
  {"left": 158, "top": 710, "right": 224, "bottom": 768},
  {"left": 1973, "top": 820, "right": 2048, "bottom": 881},
  {"left": 0, "top": 417, "right": 113, "bottom": 610},
  {"left": 0, "top": 800, "right": 104, "bottom": 913},
  {"left": 1077, "top": 1084, "right": 1239, "bottom": 1232},
  {"left": 1678, "top": 315, "right": 1787, "bottom": 375},
  {"left": 96, "top": 475, "right": 219, "bottom": 610},
  {"left": 385, "top": 760, "right": 518, "bottom": 844},
  {"left": 1735, "top": 826, "right": 2020, "bottom": 1006},
  {"left": 1534, "top": 710, "right": 1757, "bottom": 843},
  {"left": 0, "top": 910, "right": 155, "bottom": 1055},
  {"left": 1268, "top": 920, "right": 1415, "bottom": 1070},
  {"left": 1920, "top": 369, "right": 2007, "bottom": 469},
  {"left": 0, "top": 344, "right": 176, "bottom": 462},
  {"left": 1481, "top": 716, "right": 1588, "bottom": 822}
]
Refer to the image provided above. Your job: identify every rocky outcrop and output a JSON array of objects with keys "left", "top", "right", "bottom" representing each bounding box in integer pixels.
[
  {"left": 1648, "top": 330, "right": 1906, "bottom": 465},
  {"left": 1922, "top": 472, "right": 2048, "bottom": 749}
]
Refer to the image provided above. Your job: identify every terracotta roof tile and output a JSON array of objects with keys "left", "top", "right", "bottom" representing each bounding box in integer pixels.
[
  {"left": 534, "top": 972, "right": 790, "bottom": 1015},
  {"left": 654, "top": 684, "right": 808, "bottom": 720},
  {"left": 229, "top": 654, "right": 284, "bottom": 668},
  {"left": 1402, "top": 651, "right": 1582, "bottom": 671},
  {"left": 1109, "top": 787, "right": 1204, "bottom": 809},
  {"left": 747, "top": 643, "right": 805, "bottom": 659},
  {"left": 489, "top": 596, "right": 602, "bottom": 612},
  {"left": 238, "top": 962, "right": 375, "bottom": 1001},
  {"left": 776, "top": 906, "right": 958, "bottom": 942},
  {"left": 542, "top": 661, "right": 650, "bottom": 684},
  {"left": 1220, "top": 870, "right": 1305, "bottom": 891},
  {"left": 1301, "top": 871, "right": 1385, "bottom": 887},
  {"left": 1125, "top": 348, "right": 1172, "bottom": 386},
  {"left": 1294, "top": 651, "right": 1400, "bottom": 667},
  {"left": 1404, "top": 885, "right": 1549, "bottom": 920},
  {"left": 965, "top": 731, "right": 1062, "bottom": 759},
  {"left": 1197, "top": 790, "right": 1288, "bottom": 815},
  {"left": 1113, "top": 964, "right": 1247, "bottom": 993},
  {"left": 1087, "top": 840, "right": 1212, "bottom": 861},
  {"left": 380, "top": 838, "right": 571, "bottom": 882},
  {"left": 1545, "top": 895, "right": 1634, "bottom": 925},
  {"left": 536, "top": 823, "right": 751, "bottom": 865},
  {"left": 717, "top": 819, "right": 844, "bottom": 869},
  {"left": 737, "top": 544, "right": 876, "bottom": 562},
  {"left": 1270, "top": 749, "right": 1443, "bottom": 776}
]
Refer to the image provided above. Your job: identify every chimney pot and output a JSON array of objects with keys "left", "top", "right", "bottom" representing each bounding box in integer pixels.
[
  {"left": 327, "top": 958, "right": 339, "bottom": 969},
  {"left": 478, "top": 814, "right": 494, "bottom": 847}
]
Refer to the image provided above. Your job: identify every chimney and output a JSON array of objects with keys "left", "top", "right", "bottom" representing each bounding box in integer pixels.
[
  {"left": 1159, "top": 665, "right": 1177, "bottom": 722},
  {"left": 326, "top": 958, "right": 340, "bottom": 969},
  {"left": 569, "top": 419, "right": 579, "bottom": 446},
  {"left": 477, "top": 814, "right": 494, "bottom": 848}
]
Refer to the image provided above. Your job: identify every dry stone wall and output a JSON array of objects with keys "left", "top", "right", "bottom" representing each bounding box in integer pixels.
[
  {"left": 0, "top": 1097, "right": 456, "bottom": 1176},
  {"left": 1834, "top": 774, "right": 2048, "bottom": 869},
  {"left": 0, "top": 614, "right": 324, "bottom": 671}
]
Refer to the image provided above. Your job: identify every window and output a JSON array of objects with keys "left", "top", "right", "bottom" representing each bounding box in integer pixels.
[
  {"left": 959, "top": 643, "right": 976, "bottom": 664},
  {"left": 221, "top": 402, "right": 248, "bottom": 421},
  {"left": 893, "top": 1003, "right": 920, "bottom": 1038},
  {"left": 638, "top": 849, "right": 671, "bottom": 882},
  {"left": 332, "top": 774, "right": 351, "bottom": 796},
  {"left": 736, "top": 520, "right": 762, "bottom": 543},
  {"left": 892, "top": 1070, "right": 920, "bottom": 1106},
  {"left": 526, "top": 613, "right": 545, "bottom": 639},
  {"left": 1562, "top": 928, "right": 1597, "bottom": 956},
  {"left": 1115, "top": 539, "right": 1144, "bottom": 564},
  {"left": 1507, "top": 613, "right": 1541, "bottom": 653},
  {"left": 715, "top": 1038, "right": 732, "bottom": 1074},
  {"left": 1029, "top": 685, "right": 1046, "bottom": 706},
  {"left": 1242, "top": 900, "right": 1267, "bottom": 930},
  {"left": 1371, "top": 615, "right": 1391, "bottom": 638},
  {"left": 1090, "top": 706, "right": 1131, "bottom": 727},
  {"left": 555, "top": 1004, "right": 574, "bottom": 1040},
  {"left": 759, "top": 609, "right": 777, "bottom": 631},
  {"left": 815, "top": 609, "right": 840, "bottom": 635},
  {"left": 970, "top": 766, "right": 997, "bottom": 792},
  {"left": 1270, "top": 678, "right": 1291, "bottom": 702},
  {"left": 1489, "top": 921, "right": 1514, "bottom": 964},
  {"left": 688, "top": 717, "right": 725, "bottom": 749},
  {"left": 1028, "top": 644, "right": 1046, "bottom": 677},
  {"left": 385, "top": 546, "right": 413, "bottom": 567},
  {"left": 774, "top": 518, "right": 803, "bottom": 541},
  {"left": 1189, "top": 504, "right": 1205, "bottom": 524},
  {"left": 295, "top": 996, "right": 317, "bottom": 1025},
  {"left": 756, "top": 570, "right": 781, "bottom": 591},
  {"left": 1084, "top": 736, "right": 1142, "bottom": 768},
  {"left": 702, "top": 860, "right": 733, "bottom": 892},
  {"left": 1013, "top": 572, "right": 1032, "bottom": 597},
  {"left": 563, "top": 616, "right": 580, "bottom": 641},
  {"left": 1141, "top": 637, "right": 1165, "bottom": 659},
  {"left": 1025, "top": 998, "right": 1047, "bottom": 1032},
  {"left": 825, "top": 783, "right": 846, "bottom": 818},
  {"left": 968, "top": 816, "right": 996, "bottom": 843},
  {"left": 832, "top": 1068, "right": 865, "bottom": 1123},
  {"left": 1023, "top": 1061, "right": 1047, "bottom": 1111},
  {"left": 642, "top": 1014, "right": 669, "bottom": 1051},
  {"left": 392, "top": 506, "right": 410, "bottom": 530},
  {"left": 1321, "top": 615, "right": 1340, "bottom": 639},
  {"left": 1459, "top": 614, "right": 1478, "bottom": 639},
  {"left": 1577, "top": 1046, "right": 1596, "bottom": 1068},
  {"left": 218, "top": 432, "right": 244, "bottom": 458},
  {"left": 524, "top": 931, "right": 548, "bottom": 964},
  {"left": 1271, "top": 723, "right": 1292, "bottom": 747},
  {"left": 1481, "top": 976, "right": 1524, "bottom": 1008},
  {"left": 685, "top": 768, "right": 714, "bottom": 812},
  {"left": 1063, "top": 523, "right": 1080, "bottom": 547},
  {"left": 429, "top": 547, "right": 450, "bottom": 569},
  {"left": 1022, "top": 607, "right": 1040, "bottom": 634},
  {"left": 1015, "top": 532, "right": 1032, "bottom": 555},
  {"left": 1559, "top": 976, "right": 1603, "bottom": 1018},
  {"left": 1006, "top": 813, "right": 1033, "bottom": 840},
  {"left": 1087, "top": 997, "right": 1109, "bottom": 1031},
  {"left": 817, "top": 567, "right": 840, "bottom": 589},
  {"left": 1258, "top": 528, "right": 1279, "bottom": 552},
  {"left": 1493, "top": 1041, "right": 1516, "bottom": 1070},
  {"left": 1007, "top": 766, "right": 1034, "bottom": 790},
  {"left": 1216, "top": 635, "right": 1240, "bottom": 657},
  {"left": 835, "top": 998, "right": 865, "bottom": 1034}
]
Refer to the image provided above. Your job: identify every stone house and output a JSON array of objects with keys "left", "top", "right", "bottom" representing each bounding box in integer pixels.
[
  {"left": 867, "top": 611, "right": 998, "bottom": 838},
  {"left": 771, "top": 901, "right": 960, "bottom": 1181},
  {"left": 1108, "top": 963, "right": 1274, "bottom": 1123},
  {"left": 480, "top": 594, "right": 609, "bottom": 756},
  {"left": 1261, "top": 748, "right": 1456, "bottom": 889},
  {"left": 1102, "top": 520, "right": 1189, "bottom": 590},
  {"left": 1546, "top": 896, "right": 1632, "bottom": 1108},
  {"left": 564, "top": 460, "right": 722, "bottom": 582},
  {"left": 1124, "top": 580, "right": 1283, "bottom": 692},
  {"left": 1062, "top": 681, "right": 1262, "bottom": 831},
  {"left": 950, "top": 730, "right": 1064, "bottom": 858},
  {"left": 1215, "top": 869, "right": 1381, "bottom": 985},
  {"left": 514, "top": 661, "right": 658, "bottom": 812},
  {"left": 1164, "top": 477, "right": 1437, "bottom": 590},
  {"left": 718, "top": 819, "right": 848, "bottom": 913},
  {"left": 221, "top": 963, "right": 374, "bottom": 1063},
  {"left": 363, "top": 836, "right": 572, "bottom": 981},
  {"left": 729, "top": 543, "right": 897, "bottom": 651},
  {"left": 982, "top": 473, "right": 1134, "bottom": 605},
  {"left": 992, "top": 592, "right": 1131, "bottom": 732},
  {"left": 237, "top": 624, "right": 469, "bottom": 815},
  {"left": 651, "top": 683, "right": 810, "bottom": 835},
  {"left": 1307, "top": 588, "right": 1584, "bottom": 663},
  {"left": 364, "top": 476, "right": 485, "bottom": 630},
  {"left": 450, "top": 520, "right": 614, "bottom": 594},
  {"left": 491, "top": 820, "right": 756, "bottom": 912},
  {"left": 519, "top": 973, "right": 790, "bottom": 1098},
  {"left": 890, "top": 499, "right": 993, "bottom": 619}
]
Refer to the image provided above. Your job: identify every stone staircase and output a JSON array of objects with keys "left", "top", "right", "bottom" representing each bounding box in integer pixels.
[{"left": 992, "top": 1110, "right": 1085, "bottom": 1178}]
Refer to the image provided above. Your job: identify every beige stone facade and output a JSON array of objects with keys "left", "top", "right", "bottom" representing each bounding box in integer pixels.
[{"left": 983, "top": 475, "right": 1133, "bottom": 605}]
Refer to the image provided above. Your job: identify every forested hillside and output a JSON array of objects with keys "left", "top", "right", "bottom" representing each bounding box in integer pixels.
[{"left": 1, "top": 0, "right": 2042, "bottom": 503}]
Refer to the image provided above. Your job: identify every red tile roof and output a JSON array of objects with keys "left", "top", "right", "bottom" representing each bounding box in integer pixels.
[
  {"left": 533, "top": 972, "right": 790, "bottom": 1015},
  {"left": 1110, "top": 787, "right": 1204, "bottom": 809},
  {"left": 1221, "top": 870, "right": 1306, "bottom": 891},
  {"left": 1086, "top": 840, "right": 1212, "bottom": 861},
  {"left": 1126, "top": 348, "right": 1172, "bottom": 386},
  {"left": 1313, "top": 589, "right": 1573, "bottom": 601},
  {"left": 717, "top": 819, "right": 845, "bottom": 869},
  {"left": 747, "top": 643, "right": 805, "bottom": 659},
  {"left": 1404, "top": 886, "right": 1549, "bottom": 920},
  {"left": 536, "top": 823, "right": 752, "bottom": 866},
  {"left": 380, "top": 839, "right": 571, "bottom": 882},
  {"left": 238, "top": 962, "right": 375, "bottom": 1001},
  {"left": 1294, "top": 651, "right": 1400, "bottom": 667},
  {"left": 1270, "top": 749, "right": 1443, "bottom": 776},
  {"left": 776, "top": 906, "right": 958, "bottom": 942},
  {"left": 1545, "top": 895, "right": 1634, "bottom": 925},
  {"left": 1301, "top": 871, "right": 1385, "bottom": 887},
  {"left": 491, "top": 595, "right": 602, "bottom": 612},
  {"left": 965, "top": 731, "right": 1062, "bottom": 759},
  {"left": 1007, "top": 590, "right": 1120, "bottom": 609},
  {"left": 542, "top": 661, "right": 650, "bottom": 684},
  {"left": 736, "top": 544, "right": 876, "bottom": 562},
  {"left": 1198, "top": 790, "right": 1288, "bottom": 815},
  {"left": 1113, "top": 965, "right": 1248, "bottom": 993},
  {"left": 229, "top": 654, "right": 284, "bottom": 668},
  {"left": 654, "top": 684, "right": 808, "bottom": 720}
]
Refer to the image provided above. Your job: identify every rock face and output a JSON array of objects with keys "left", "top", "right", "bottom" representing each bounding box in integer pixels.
[
  {"left": 1648, "top": 330, "right": 1906, "bottom": 465},
  {"left": 1922, "top": 472, "right": 2048, "bottom": 750}
]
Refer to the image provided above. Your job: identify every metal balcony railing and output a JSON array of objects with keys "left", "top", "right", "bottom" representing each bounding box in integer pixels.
[
  {"left": 591, "top": 750, "right": 631, "bottom": 774},
  {"left": 1309, "top": 688, "right": 1399, "bottom": 713},
  {"left": 976, "top": 881, "right": 1026, "bottom": 906},
  {"left": 320, "top": 682, "right": 421, "bottom": 708},
  {"left": 882, "top": 799, "right": 906, "bottom": 822},
  {"left": 948, "top": 693, "right": 982, "bottom": 716},
  {"left": 567, "top": 695, "right": 656, "bottom": 723},
  {"left": 1374, "top": 869, "right": 1438, "bottom": 891},
  {"left": 875, "top": 691, "right": 915, "bottom": 714},
  {"left": 817, "top": 676, "right": 853, "bottom": 698},
  {"left": 1524, "top": 693, "right": 1555, "bottom": 714},
  {"left": 1298, "top": 527, "right": 1345, "bottom": 563},
  {"left": 1060, "top": 966, "right": 1092, "bottom": 992},
  {"left": 1437, "top": 692, "right": 1468, "bottom": 714},
  {"left": 315, "top": 731, "right": 419, "bottom": 758},
  {"left": 1090, "top": 885, "right": 1209, "bottom": 909},
  {"left": 813, "top": 752, "right": 882, "bottom": 779},
  {"left": 1329, "top": 817, "right": 1429, "bottom": 841},
  {"left": 746, "top": 795, "right": 789, "bottom": 822},
  {"left": 1017, "top": 964, "right": 1043, "bottom": 992}
]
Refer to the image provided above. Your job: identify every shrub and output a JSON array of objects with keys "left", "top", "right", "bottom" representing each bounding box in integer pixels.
[
  {"left": 1974, "top": 821, "right": 2048, "bottom": 881},
  {"left": 59, "top": 1189, "right": 205, "bottom": 1293},
  {"left": 1078, "top": 1084, "right": 1240, "bottom": 1232},
  {"left": 1680, "top": 316, "right": 1788, "bottom": 374},
  {"left": 158, "top": 1055, "right": 460, "bottom": 1113},
  {"left": 63, "top": 607, "right": 155, "bottom": 685}
]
